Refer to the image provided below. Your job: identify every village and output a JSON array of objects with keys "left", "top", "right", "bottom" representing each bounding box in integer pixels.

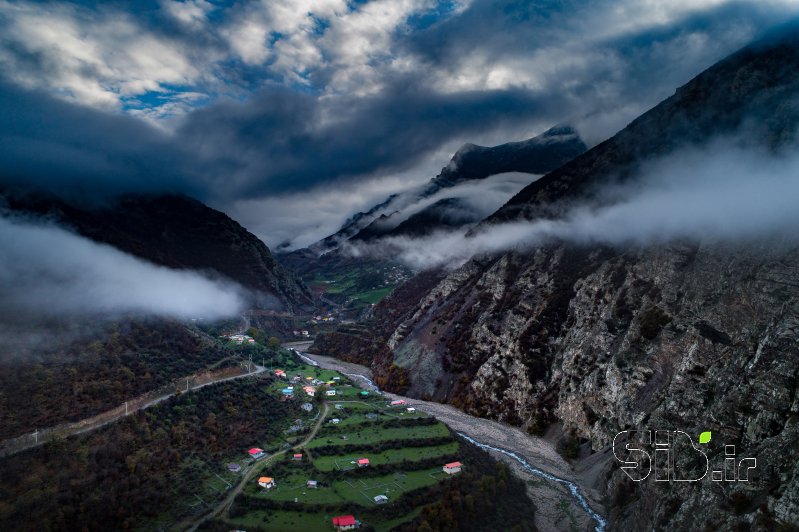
[{"left": 217, "top": 360, "right": 467, "bottom": 531}]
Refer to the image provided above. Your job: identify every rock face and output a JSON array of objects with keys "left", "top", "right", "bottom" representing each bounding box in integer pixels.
[
  {"left": 327, "top": 30, "right": 799, "bottom": 529},
  {"left": 2, "top": 193, "right": 314, "bottom": 312}
]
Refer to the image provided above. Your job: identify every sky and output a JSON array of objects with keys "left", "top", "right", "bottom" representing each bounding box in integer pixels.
[{"left": 2, "top": 0, "right": 799, "bottom": 250}]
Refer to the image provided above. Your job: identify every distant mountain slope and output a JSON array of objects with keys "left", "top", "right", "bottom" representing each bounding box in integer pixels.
[
  {"left": 486, "top": 33, "right": 799, "bottom": 225},
  {"left": 2, "top": 192, "right": 314, "bottom": 312},
  {"left": 280, "top": 125, "right": 586, "bottom": 309},
  {"left": 319, "top": 28, "right": 799, "bottom": 530},
  {"left": 346, "top": 125, "right": 587, "bottom": 242}
]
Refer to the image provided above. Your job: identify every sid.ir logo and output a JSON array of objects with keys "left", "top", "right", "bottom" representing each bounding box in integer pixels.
[{"left": 613, "top": 430, "right": 756, "bottom": 482}]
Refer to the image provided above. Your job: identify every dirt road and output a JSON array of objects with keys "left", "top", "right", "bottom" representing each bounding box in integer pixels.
[{"left": 186, "top": 402, "right": 331, "bottom": 531}]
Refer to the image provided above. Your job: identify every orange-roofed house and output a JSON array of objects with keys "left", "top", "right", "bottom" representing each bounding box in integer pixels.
[
  {"left": 357, "top": 458, "right": 370, "bottom": 467},
  {"left": 258, "top": 476, "right": 275, "bottom": 489},
  {"left": 275, "top": 369, "right": 286, "bottom": 378},
  {"left": 304, "top": 386, "right": 315, "bottom": 397},
  {"left": 332, "top": 514, "right": 357, "bottom": 530},
  {"left": 443, "top": 461, "right": 462, "bottom": 474}
]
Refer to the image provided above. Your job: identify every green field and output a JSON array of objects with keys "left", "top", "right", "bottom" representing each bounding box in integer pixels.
[
  {"left": 313, "top": 441, "right": 458, "bottom": 471},
  {"left": 307, "top": 423, "right": 450, "bottom": 449},
  {"left": 223, "top": 369, "right": 466, "bottom": 531}
]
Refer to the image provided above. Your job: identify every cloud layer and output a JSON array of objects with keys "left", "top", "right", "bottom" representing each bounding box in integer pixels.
[
  {"left": 350, "top": 140, "right": 799, "bottom": 269},
  {"left": 0, "top": 216, "right": 245, "bottom": 319}
]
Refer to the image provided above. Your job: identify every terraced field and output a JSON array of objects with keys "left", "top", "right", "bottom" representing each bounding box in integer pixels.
[{"left": 221, "top": 366, "right": 466, "bottom": 531}]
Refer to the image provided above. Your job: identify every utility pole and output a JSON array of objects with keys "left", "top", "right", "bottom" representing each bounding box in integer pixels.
[
  {"left": 33, "top": 428, "right": 38, "bottom": 445},
  {"left": 125, "top": 401, "right": 128, "bottom": 415},
  {"left": 186, "top": 378, "right": 189, "bottom": 392}
]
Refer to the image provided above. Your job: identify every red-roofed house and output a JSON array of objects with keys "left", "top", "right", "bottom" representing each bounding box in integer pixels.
[
  {"left": 248, "top": 448, "right": 265, "bottom": 460},
  {"left": 275, "top": 369, "right": 286, "bottom": 378},
  {"left": 443, "top": 461, "right": 462, "bottom": 474},
  {"left": 293, "top": 453, "right": 303, "bottom": 461},
  {"left": 332, "top": 515, "right": 357, "bottom": 530},
  {"left": 357, "top": 458, "right": 370, "bottom": 467},
  {"left": 389, "top": 399, "right": 406, "bottom": 406}
]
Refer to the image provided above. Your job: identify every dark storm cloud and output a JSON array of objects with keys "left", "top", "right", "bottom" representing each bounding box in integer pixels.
[
  {"left": 1, "top": 0, "right": 798, "bottom": 248},
  {"left": 178, "top": 82, "right": 562, "bottom": 197},
  {"left": 0, "top": 81, "right": 201, "bottom": 201}
]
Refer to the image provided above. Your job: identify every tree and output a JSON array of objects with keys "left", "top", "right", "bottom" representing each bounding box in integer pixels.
[{"left": 267, "top": 336, "right": 281, "bottom": 349}]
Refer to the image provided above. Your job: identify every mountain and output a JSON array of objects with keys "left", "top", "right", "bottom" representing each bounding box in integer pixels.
[
  {"left": 280, "top": 125, "right": 586, "bottom": 311},
  {"left": 308, "top": 125, "right": 585, "bottom": 251},
  {"left": 1, "top": 192, "right": 315, "bottom": 312},
  {"left": 347, "top": 124, "right": 587, "bottom": 242},
  {"left": 313, "top": 29, "right": 799, "bottom": 529}
]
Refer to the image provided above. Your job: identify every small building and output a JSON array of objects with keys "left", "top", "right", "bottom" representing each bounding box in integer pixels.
[
  {"left": 306, "top": 376, "right": 314, "bottom": 381},
  {"left": 330, "top": 418, "right": 341, "bottom": 424},
  {"left": 374, "top": 494, "right": 388, "bottom": 504},
  {"left": 227, "top": 463, "right": 241, "bottom": 473},
  {"left": 301, "top": 402, "right": 314, "bottom": 412},
  {"left": 406, "top": 407, "right": 416, "bottom": 413},
  {"left": 258, "top": 476, "right": 275, "bottom": 489},
  {"left": 275, "top": 369, "right": 286, "bottom": 378},
  {"left": 248, "top": 448, "right": 265, "bottom": 460},
  {"left": 293, "top": 453, "right": 303, "bottom": 461},
  {"left": 333, "top": 377, "right": 341, "bottom": 381},
  {"left": 301, "top": 330, "right": 310, "bottom": 337},
  {"left": 326, "top": 390, "right": 336, "bottom": 396},
  {"left": 359, "top": 391, "right": 369, "bottom": 397},
  {"left": 357, "top": 458, "right": 370, "bottom": 467},
  {"left": 332, "top": 515, "right": 357, "bottom": 531},
  {"left": 326, "top": 380, "right": 336, "bottom": 386},
  {"left": 443, "top": 461, "right": 462, "bottom": 475},
  {"left": 307, "top": 480, "right": 318, "bottom": 489},
  {"left": 335, "top": 404, "right": 344, "bottom": 410},
  {"left": 390, "top": 399, "right": 406, "bottom": 407}
]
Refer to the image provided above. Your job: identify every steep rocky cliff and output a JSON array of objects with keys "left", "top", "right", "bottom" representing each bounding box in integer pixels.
[{"left": 322, "top": 29, "right": 799, "bottom": 529}]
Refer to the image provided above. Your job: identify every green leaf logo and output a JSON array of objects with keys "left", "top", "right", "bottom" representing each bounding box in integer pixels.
[{"left": 699, "top": 431, "right": 712, "bottom": 444}]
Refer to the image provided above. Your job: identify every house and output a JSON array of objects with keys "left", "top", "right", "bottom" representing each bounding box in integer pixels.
[
  {"left": 293, "top": 453, "right": 303, "bottom": 461},
  {"left": 330, "top": 418, "right": 341, "bottom": 424},
  {"left": 326, "top": 380, "right": 336, "bottom": 386},
  {"left": 374, "top": 494, "right": 388, "bottom": 504},
  {"left": 304, "top": 386, "right": 315, "bottom": 397},
  {"left": 360, "top": 391, "right": 369, "bottom": 397},
  {"left": 301, "top": 330, "right": 310, "bottom": 337},
  {"left": 248, "top": 448, "right": 265, "bottom": 460},
  {"left": 307, "top": 480, "right": 318, "bottom": 489},
  {"left": 443, "top": 461, "right": 462, "bottom": 475},
  {"left": 357, "top": 458, "right": 370, "bottom": 467},
  {"left": 258, "top": 476, "right": 275, "bottom": 489},
  {"left": 326, "top": 390, "right": 336, "bottom": 396},
  {"left": 275, "top": 369, "right": 287, "bottom": 378},
  {"left": 247, "top": 338, "right": 255, "bottom": 344},
  {"left": 293, "top": 375, "right": 302, "bottom": 383},
  {"left": 306, "top": 376, "right": 315, "bottom": 381},
  {"left": 333, "top": 377, "right": 341, "bottom": 381},
  {"left": 301, "top": 402, "right": 314, "bottom": 412},
  {"left": 390, "top": 399, "right": 406, "bottom": 407},
  {"left": 406, "top": 407, "right": 416, "bottom": 413},
  {"left": 332, "top": 515, "right": 357, "bottom": 531},
  {"left": 227, "top": 463, "right": 241, "bottom": 473},
  {"left": 281, "top": 387, "right": 294, "bottom": 396}
]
